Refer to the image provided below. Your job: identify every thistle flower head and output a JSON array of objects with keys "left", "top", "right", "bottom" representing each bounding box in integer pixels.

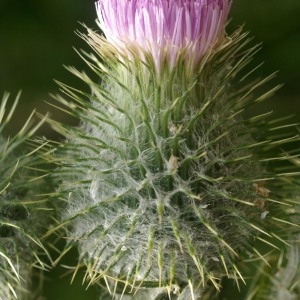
[
  {"left": 96, "top": 0, "right": 231, "bottom": 72},
  {"left": 50, "top": 1, "right": 299, "bottom": 298}
]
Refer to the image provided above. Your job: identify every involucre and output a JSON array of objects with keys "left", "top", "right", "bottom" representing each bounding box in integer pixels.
[
  {"left": 50, "top": 1, "right": 299, "bottom": 299},
  {"left": 0, "top": 93, "right": 49, "bottom": 299}
]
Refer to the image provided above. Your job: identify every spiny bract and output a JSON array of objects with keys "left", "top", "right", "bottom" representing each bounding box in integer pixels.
[
  {"left": 0, "top": 93, "right": 49, "bottom": 299},
  {"left": 50, "top": 27, "right": 299, "bottom": 299}
]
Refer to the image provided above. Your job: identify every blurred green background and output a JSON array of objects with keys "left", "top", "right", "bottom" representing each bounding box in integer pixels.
[{"left": 0, "top": 0, "right": 299, "bottom": 299}]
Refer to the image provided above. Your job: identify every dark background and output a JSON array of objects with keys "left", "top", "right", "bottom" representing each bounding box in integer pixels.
[{"left": 0, "top": 0, "right": 299, "bottom": 299}]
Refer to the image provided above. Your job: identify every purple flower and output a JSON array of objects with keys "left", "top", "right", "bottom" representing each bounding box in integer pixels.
[{"left": 96, "top": 0, "right": 231, "bottom": 72}]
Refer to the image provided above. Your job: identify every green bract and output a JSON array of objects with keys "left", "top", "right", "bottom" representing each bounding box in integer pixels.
[
  {"left": 50, "top": 26, "right": 299, "bottom": 299},
  {"left": 0, "top": 93, "right": 49, "bottom": 299}
]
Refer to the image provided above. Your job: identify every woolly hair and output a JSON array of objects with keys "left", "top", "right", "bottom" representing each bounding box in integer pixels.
[
  {"left": 50, "top": 27, "right": 299, "bottom": 299},
  {"left": 0, "top": 93, "right": 49, "bottom": 299}
]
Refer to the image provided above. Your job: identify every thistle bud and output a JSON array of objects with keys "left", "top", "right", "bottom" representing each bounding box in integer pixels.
[
  {"left": 0, "top": 94, "right": 48, "bottom": 299},
  {"left": 52, "top": 1, "right": 299, "bottom": 299}
]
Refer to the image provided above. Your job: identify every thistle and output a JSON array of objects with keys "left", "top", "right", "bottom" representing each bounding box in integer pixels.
[
  {"left": 244, "top": 235, "right": 300, "bottom": 300},
  {"left": 244, "top": 178, "right": 300, "bottom": 300},
  {"left": 50, "top": 1, "right": 299, "bottom": 299},
  {"left": 0, "top": 93, "right": 49, "bottom": 299},
  {"left": 96, "top": 0, "right": 231, "bottom": 73}
]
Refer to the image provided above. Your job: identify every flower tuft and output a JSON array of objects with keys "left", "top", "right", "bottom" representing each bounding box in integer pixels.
[{"left": 96, "top": 0, "right": 231, "bottom": 73}]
